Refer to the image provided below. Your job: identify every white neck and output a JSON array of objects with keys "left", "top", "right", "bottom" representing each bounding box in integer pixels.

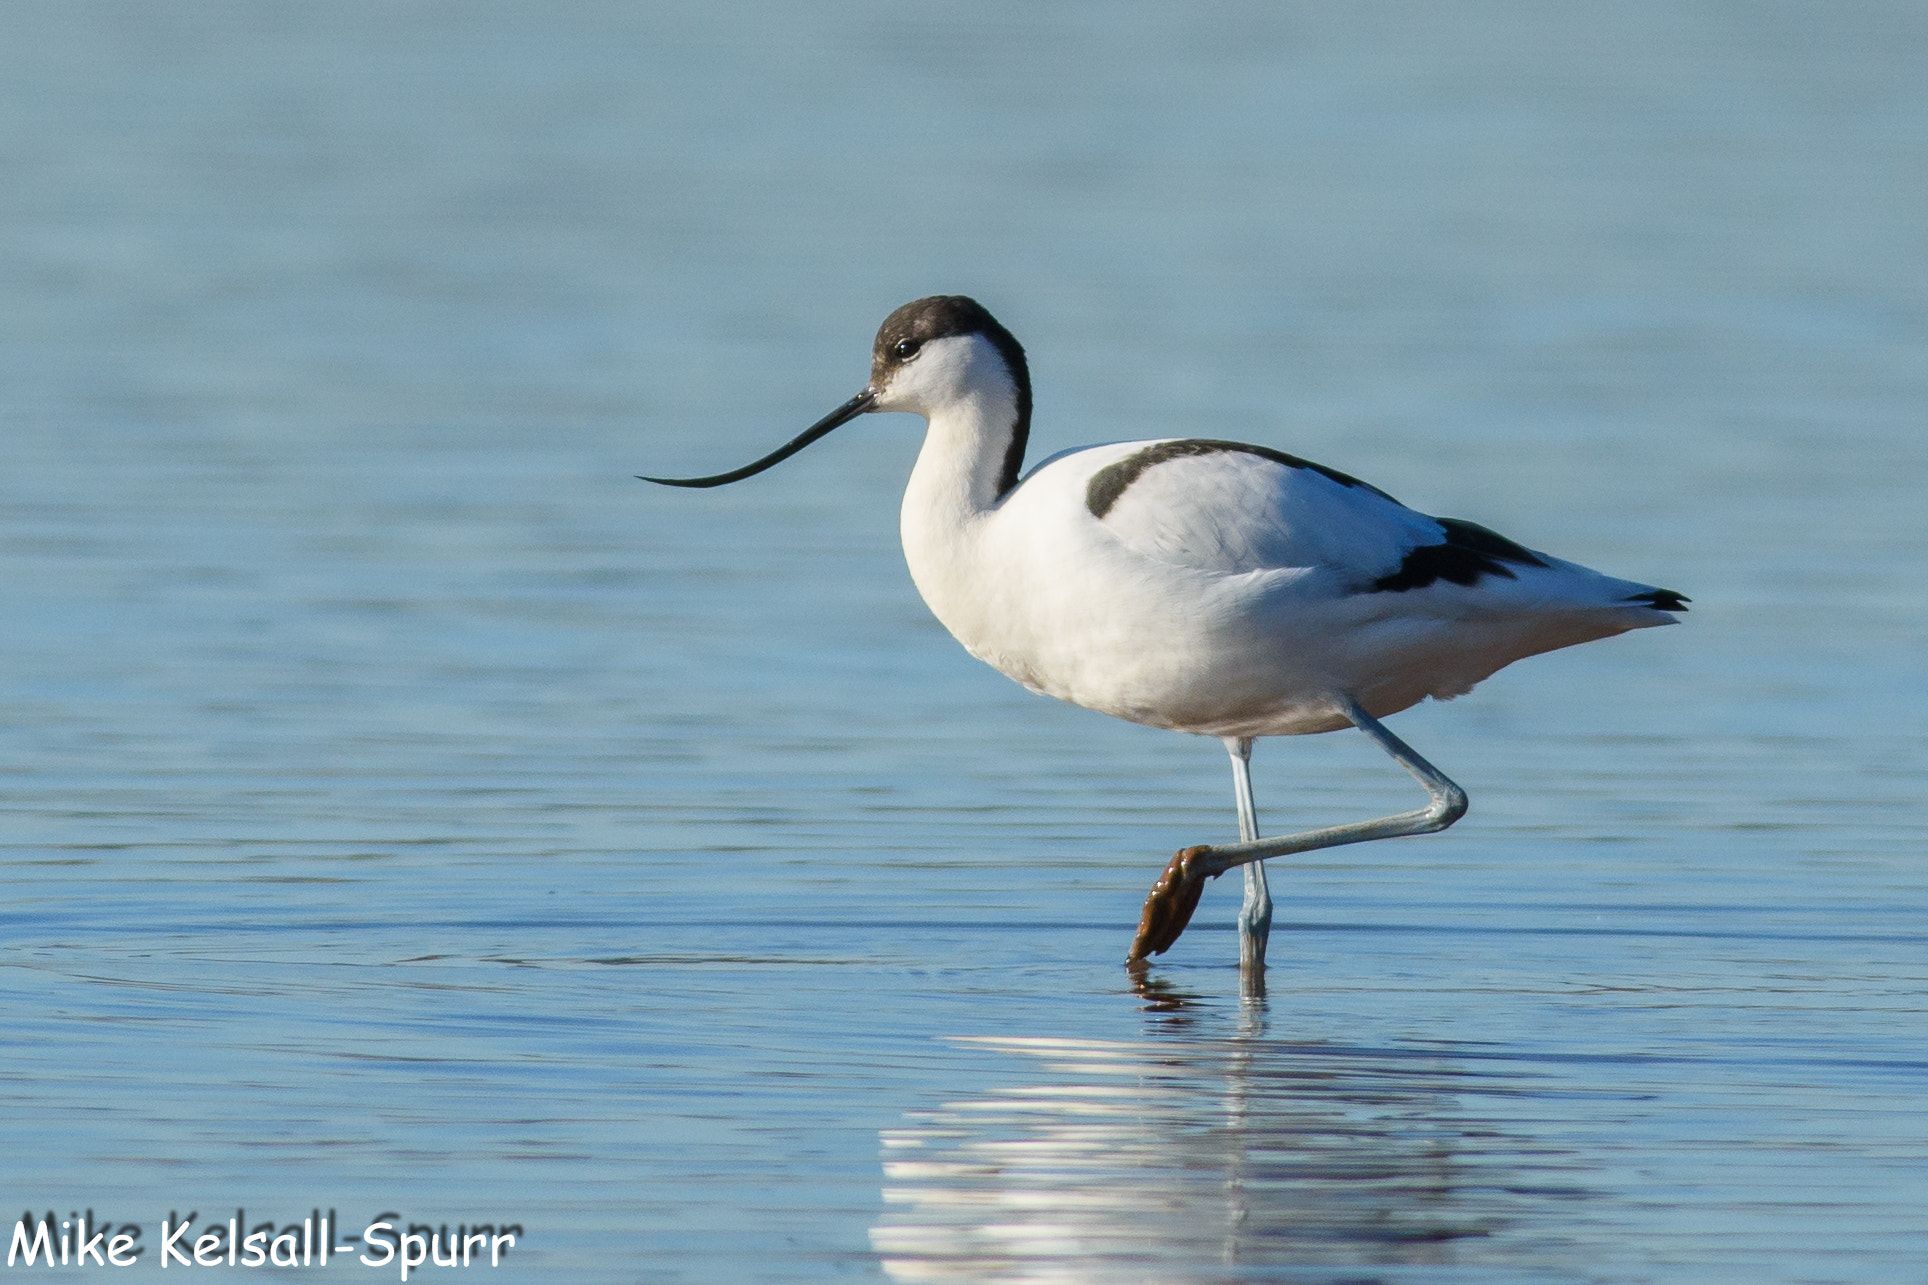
[{"left": 885, "top": 337, "right": 1024, "bottom": 638}]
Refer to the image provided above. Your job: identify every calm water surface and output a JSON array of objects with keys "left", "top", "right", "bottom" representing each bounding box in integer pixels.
[{"left": 3, "top": 3, "right": 1926, "bottom": 1281}]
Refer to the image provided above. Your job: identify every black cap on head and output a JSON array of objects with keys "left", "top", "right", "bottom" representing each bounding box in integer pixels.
[
  {"left": 871, "top": 295, "right": 1032, "bottom": 497},
  {"left": 640, "top": 295, "right": 1034, "bottom": 496}
]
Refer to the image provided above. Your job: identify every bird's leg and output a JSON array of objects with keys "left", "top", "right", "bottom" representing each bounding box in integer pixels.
[
  {"left": 1127, "top": 697, "right": 1468, "bottom": 963},
  {"left": 1227, "top": 737, "right": 1272, "bottom": 978}
]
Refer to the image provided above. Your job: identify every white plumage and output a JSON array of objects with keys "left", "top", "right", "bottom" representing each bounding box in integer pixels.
[{"left": 645, "top": 296, "right": 1685, "bottom": 975}]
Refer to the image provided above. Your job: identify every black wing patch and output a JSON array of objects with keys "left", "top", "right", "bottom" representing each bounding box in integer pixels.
[
  {"left": 1370, "top": 517, "right": 1549, "bottom": 593},
  {"left": 1086, "top": 439, "right": 1399, "bottom": 520},
  {"left": 1621, "top": 588, "right": 1690, "bottom": 612}
]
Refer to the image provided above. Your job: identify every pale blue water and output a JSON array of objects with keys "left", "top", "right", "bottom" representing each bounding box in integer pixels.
[{"left": 4, "top": 2, "right": 1926, "bottom": 1281}]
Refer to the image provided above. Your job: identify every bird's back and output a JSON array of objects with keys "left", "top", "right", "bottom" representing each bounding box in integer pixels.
[{"left": 932, "top": 437, "right": 1683, "bottom": 736}]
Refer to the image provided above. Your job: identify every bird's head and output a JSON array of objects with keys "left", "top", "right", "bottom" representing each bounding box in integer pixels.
[{"left": 639, "top": 295, "right": 1030, "bottom": 495}]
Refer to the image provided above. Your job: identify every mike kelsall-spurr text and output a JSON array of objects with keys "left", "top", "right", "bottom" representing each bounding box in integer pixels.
[{"left": 10, "top": 1210, "right": 520, "bottom": 1277}]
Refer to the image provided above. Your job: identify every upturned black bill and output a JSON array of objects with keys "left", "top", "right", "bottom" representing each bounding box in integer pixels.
[{"left": 638, "top": 390, "right": 876, "bottom": 488}]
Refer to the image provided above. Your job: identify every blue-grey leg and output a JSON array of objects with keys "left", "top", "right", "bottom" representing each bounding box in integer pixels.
[
  {"left": 1129, "top": 696, "right": 1467, "bottom": 964},
  {"left": 1226, "top": 737, "right": 1272, "bottom": 976}
]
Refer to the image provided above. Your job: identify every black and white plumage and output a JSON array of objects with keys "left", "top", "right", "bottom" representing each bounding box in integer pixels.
[{"left": 644, "top": 296, "right": 1686, "bottom": 975}]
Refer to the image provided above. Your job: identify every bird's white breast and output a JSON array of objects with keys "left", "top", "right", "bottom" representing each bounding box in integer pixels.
[
  {"left": 902, "top": 440, "right": 1354, "bottom": 734},
  {"left": 901, "top": 433, "right": 1669, "bottom": 739}
]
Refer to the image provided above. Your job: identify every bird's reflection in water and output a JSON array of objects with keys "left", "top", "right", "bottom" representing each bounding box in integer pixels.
[
  {"left": 871, "top": 1000, "right": 1582, "bottom": 1283},
  {"left": 1125, "top": 969, "right": 1202, "bottom": 1014}
]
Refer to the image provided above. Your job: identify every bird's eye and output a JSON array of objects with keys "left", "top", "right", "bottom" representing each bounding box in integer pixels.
[{"left": 894, "top": 338, "right": 921, "bottom": 360}]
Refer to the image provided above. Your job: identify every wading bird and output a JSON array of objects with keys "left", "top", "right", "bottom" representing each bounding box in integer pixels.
[{"left": 642, "top": 296, "right": 1685, "bottom": 975}]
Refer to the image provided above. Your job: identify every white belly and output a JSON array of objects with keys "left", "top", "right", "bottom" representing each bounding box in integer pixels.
[
  {"left": 899, "top": 436, "right": 1665, "bottom": 740},
  {"left": 908, "top": 502, "right": 1645, "bottom": 740}
]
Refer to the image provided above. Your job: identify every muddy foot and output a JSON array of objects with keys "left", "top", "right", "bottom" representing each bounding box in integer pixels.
[{"left": 1126, "top": 845, "right": 1214, "bottom": 963}]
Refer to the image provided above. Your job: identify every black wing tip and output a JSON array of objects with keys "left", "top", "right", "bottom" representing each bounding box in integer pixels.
[
  {"left": 637, "top": 474, "right": 716, "bottom": 488},
  {"left": 1625, "top": 588, "right": 1690, "bottom": 612},
  {"left": 1368, "top": 517, "right": 1548, "bottom": 594}
]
